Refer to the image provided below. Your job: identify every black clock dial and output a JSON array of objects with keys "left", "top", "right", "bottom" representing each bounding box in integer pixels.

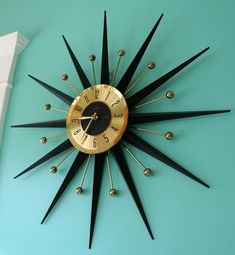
[
  {"left": 11, "top": 10, "right": 230, "bottom": 250},
  {"left": 81, "top": 101, "right": 111, "bottom": 135}
]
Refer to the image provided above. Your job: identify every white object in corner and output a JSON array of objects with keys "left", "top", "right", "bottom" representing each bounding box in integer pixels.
[{"left": 0, "top": 32, "right": 29, "bottom": 144}]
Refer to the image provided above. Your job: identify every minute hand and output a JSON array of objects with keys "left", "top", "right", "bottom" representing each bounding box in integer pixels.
[{"left": 127, "top": 47, "right": 209, "bottom": 108}]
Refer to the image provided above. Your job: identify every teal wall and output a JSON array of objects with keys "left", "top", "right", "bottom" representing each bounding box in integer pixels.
[{"left": 0, "top": 0, "right": 235, "bottom": 254}]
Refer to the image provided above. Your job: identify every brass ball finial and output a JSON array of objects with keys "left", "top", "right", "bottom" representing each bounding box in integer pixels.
[
  {"left": 50, "top": 166, "right": 57, "bottom": 174},
  {"left": 165, "top": 132, "right": 174, "bottom": 140},
  {"left": 144, "top": 168, "right": 152, "bottom": 176},
  {"left": 89, "top": 54, "right": 96, "bottom": 61},
  {"left": 147, "top": 61, "right": 156, "bottom": 70},
  {"left": 109, "top": 188, "right": 117, "bottom": 197},
  {"left": 118, "top": 49, "right": 125, "bottom": 56},
  {"left": 61, "top": 73, "right": 69, "bottom": 81},
  {"left": 44, "top": 103, "right": 51, "bottom": 110},
  {"left": 40, "top": 136, "right": 47, "bottom": 144},
  {"left": 76, "top": 187, "right": 83, "bottom": 195},
  {"left": 166, "top": 91, "right": 174, "bottom": 99}
]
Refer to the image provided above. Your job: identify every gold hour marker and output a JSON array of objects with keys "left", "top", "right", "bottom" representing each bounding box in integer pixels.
[
  {"left": 111, "top": 49, "right": 125, "bottom": 86},
  {"left": 134, "top": 90, "right": 174, "bottom": 109},
  {"left": 76, "top": 155, "right": 91, "bottom": 195},
  {"left": 44, "top": 103, "right": 68, "bottom": 113},
  {"left": 61, "top": 73, "right": 79, "bottom": 94},
  {"left": 122, "top": 143, "right": 152, "bottom": 176},
  {"left": 89, "top": 54, "right": 97, "bottom": 85},
  {"left": 124, "top": 61, "right": 156, "bottom": 95}
]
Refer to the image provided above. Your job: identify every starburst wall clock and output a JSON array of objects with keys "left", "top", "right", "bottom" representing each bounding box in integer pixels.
[{"left": 11, "top": 11, "right": 230, "bottom": 249}]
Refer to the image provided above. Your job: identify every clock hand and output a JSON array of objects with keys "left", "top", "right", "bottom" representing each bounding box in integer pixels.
[
  {"left": 78, "top": 116, "right": 96, "bottom": 120},
  {"left": 127, "top": 47, "right": 209, "bottom": 108},
  {"left": 28, "top": 75, "right": 74, "bottom": 105},
  {"left": 82, "top": 112, "right": 97, "bottom": 137}
]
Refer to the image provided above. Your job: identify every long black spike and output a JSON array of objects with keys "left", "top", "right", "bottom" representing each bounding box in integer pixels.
[
  {"left": 62, "top": 35, "right": 91, "bottom": 89},
  {"left": 14, "top": 139, "right": 72, "bottom": 179},
  {"left": 28, "top": 75, "right": 74, "bottom": 105},
  {"left": 11, "top": 119, "right": 66, "bottom": 128},
  {"left": 100, "top": 11, "right": 109, "bottom": 84},
  {"left": 112, "top": 143, "right": 154, "bottom": 239},
  {"left": 127, "top": 47, "right": 209, "bottom": 108},
  {"left": 116, "top": 14, "right": 163, "bottom": 94},
  {"left": 89, "top": 153, "right": 105, "bottom": 249},
  {"left": 41, "top": 151, "right": 88, "bottom": 224},
  {"left": 129, "top": 110, "right": 230, "bottom": 124},
  {"left": 123, "top": 130, "right": 209, "bottom": 188}
]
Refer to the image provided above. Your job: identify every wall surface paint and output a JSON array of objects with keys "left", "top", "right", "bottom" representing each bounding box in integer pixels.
[{"left": 0, "top": 0, "right": 235, "bottom": 254}]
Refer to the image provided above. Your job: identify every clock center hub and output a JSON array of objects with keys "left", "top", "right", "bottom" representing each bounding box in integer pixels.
[{"left": 81, "top": 101, "right": 112, "bottom": 136}]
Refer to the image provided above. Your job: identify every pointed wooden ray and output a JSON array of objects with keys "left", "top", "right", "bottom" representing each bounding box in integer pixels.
[
  {"left": 116, "top": 14, "right": 163, "bottom": 94},
  {"left": 89, "top": 153, "right": 105, "bottom": 249},
  {"left": 100, "top": 11, "right": 109, "bottom": 84},
  {"left": 62, "top": 35, "right": 91, "bottom": 89},
  {"left": 123, "top": 130, "right": 209, "bottom": 188},
  {"left": 41, "top": 151, "right": 88, "bottom": 224},
  {"left": 28, "top": 75, "right": 74, "bottom": 105},
  {"left": 11, "top": 119, "right": 66, "bottom": 128},
  {"left": 14, "top": 139, "right": 72, "bottom": 179},
  {"left": 127, "top": 47, "right": 209, "bottom": 108},
  {"left": 129, "top": 110, "right": 230, "bottom": 124},
  {"left": 112, "top": 143, "right": 154, "bottom": 239}
]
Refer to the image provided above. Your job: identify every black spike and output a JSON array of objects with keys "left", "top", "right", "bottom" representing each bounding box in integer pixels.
[
  {"left": 14, "top": 139, "right": 72, "bottom": 179},
  {"left": 100, "top": 11, "right": 109, "bottom": 84},
  {"left": 123, "top": 130, "right": 209, "bottom": 188},
  {"left": 28, "top": 75, "right": 74, "bottom": 105},
  {"left": 127, "top": 47, "right": 210, "bottom": 108},
  {"left": 112, "top": 143, "right": 154, "bottom": 239},
  {"left": 11, "top": 119, "right": 66, "bottom": 128},
  {"left": 41, "top": 151, "right": 88, "bottom": 224},
  {"left": 116, "top": 14, "right": 163, "bottom": 93},
  {"left": 89, "top": 153, "right": 105, "bottom": 249},
  {"left": 62, "top": 35, "right": 91, "bottom": 89},
  {"left": 129, "top": 110, "right": 230, "bottom": 124}
]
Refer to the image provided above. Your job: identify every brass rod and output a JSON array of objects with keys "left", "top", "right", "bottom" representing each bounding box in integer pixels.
[{"left": 80, "top": 154, "right": 91, "bottom": 187}]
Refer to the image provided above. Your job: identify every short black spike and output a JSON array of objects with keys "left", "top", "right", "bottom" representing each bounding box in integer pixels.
[
  {"left": 129, "top": 110, "right": 230, "bottom": 124},
  {"left": 28, "top": 75, "right": 74, "bottom": 105},
  {"left": 100, "top": 11, "right": 109, "bottom": 84},
  {"left": 112, "top": 143, "right": 154, "bottom": 239},
  {"left": 123, "top": 130, "right": 209, "bottom": 188},
  {"left": 89, "top": 153, "right": 105, "bottom": 249},
  {"left": 127, "top": 47, "right": 210, "bottom": 108},
  {"left": 62, "top": 35, "right": 91, "bottom": 89},
  {"left": 11, "top": 119, "right": 66, "bottom": 128},
  {"left": 14, "top": 139, "right": 72, "bottom": 179},
  {"left": 41, "top": 151, "right": 88, "bottom": 224},
  {"left": 116, "top": 14, "right": 163, "bottom": 94}
]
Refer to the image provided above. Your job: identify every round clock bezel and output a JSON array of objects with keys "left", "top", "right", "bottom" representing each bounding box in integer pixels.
[{"left": 66, "top": 84, "right": 129, "bottom": 154}]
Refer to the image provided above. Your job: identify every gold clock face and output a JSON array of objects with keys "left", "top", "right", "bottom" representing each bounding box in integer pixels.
[{"left": 66, "top": 84, "right": 128, "bottom": 154}]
